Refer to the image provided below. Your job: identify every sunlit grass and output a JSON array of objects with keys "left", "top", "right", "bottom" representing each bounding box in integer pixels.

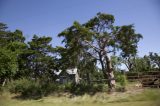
[{"left": 0, "top": 89, "right": 160, "bottom": 106}]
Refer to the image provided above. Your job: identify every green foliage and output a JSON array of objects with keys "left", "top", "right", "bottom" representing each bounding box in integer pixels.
[
  {"left": 116, "top": 73, "right": 128, "bottom": 91},
  {"left": 149, "top": 52, "right": 160, "bottom": 71},
  {"left": 7, "top": 41, "right": 27, "bottom": 52},
  {"left": 119, "top": 74, "right": 127, "bottom": 87},
  {"left": 116, "top": 25, "right": 142, "bottom": 57},
  {"left": 58, "top": 13, "right": 142, "bottom": 90},
  {"left": 0, "top": 23, "right": 28, "bottom": 84},
  {"left": 0, "top": 48, "right": 18, "bottom": 80},
  {"left": 0, "top": 10, "right": 144, "bottom": 95},
  {"left": 133, "top": 56, "right": 151, "bottom": 72},
  {"left": 25, "top": 35, "right": 56, "bottom": 79},
  {"left": 63, "top": 82, "right": 73, "bottom": 91},
  {"left": 120, "top": 54, "right": 160, "bottom": 72},
  {"left": 7, "top": 78, "right": 58, "bottom": 99},
  {"left": 68, "top": 83, "right": 107, "bottom": 95}
]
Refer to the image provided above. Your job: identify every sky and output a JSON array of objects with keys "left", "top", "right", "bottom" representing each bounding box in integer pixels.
[{"left": 0, "top": 0, "right": 160, "bottom": 56}]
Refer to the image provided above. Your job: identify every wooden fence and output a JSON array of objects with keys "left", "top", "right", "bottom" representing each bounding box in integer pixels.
[{"left": 126, "top": 71, "right": 160, "bottom": 88}]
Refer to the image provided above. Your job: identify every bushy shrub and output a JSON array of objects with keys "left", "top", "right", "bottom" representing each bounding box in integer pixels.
[
  {"left": 7, "top": 78, "right": 58, "bottom": 99},
  {"left": 64, "top": 82, "right": 72, "bottom": 91},
  {"left": 93, "top": 83, "right": 108, "bottom": 92},
  {"left": 41, "top": 82, "right": 58, "bottom": 96},
  {"left": 8, "top": 78, "right": 33, "bottom": 93},
  {"left": 69, "top": 83, "right": 107, "bottom": 95},
  {"left": 6, "top": 78, "right": 110, "bottom": 97},
  {"left": 116, "top": 74, "right": 128, "bottom": 92},
  {"left": 70, "top": 83, "right": 92, "bottom": 95}
]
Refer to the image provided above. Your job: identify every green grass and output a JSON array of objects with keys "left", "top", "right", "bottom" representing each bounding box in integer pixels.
[{"left": 0, "top": 89, "right": 160, "bottom": 106}]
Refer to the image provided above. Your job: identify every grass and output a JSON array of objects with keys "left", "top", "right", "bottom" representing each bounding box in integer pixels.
[{"left": 0, "top": 88, "right": 160, "bottom": 106}]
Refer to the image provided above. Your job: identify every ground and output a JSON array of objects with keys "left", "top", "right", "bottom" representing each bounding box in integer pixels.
[{"left": 0, "top": 84, "right": 160, "bottom": 106}]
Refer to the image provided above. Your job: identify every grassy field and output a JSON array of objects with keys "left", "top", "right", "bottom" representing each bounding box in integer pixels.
[{"left": 0, "top": 88, "right": 160, "bottom": 106}]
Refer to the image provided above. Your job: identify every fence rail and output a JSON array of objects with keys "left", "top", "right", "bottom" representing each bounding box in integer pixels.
[{"left": 126, "top": 71, "right": 160, "bottom": 88}]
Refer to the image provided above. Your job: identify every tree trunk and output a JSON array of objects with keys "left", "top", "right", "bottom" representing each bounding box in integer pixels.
[
  {"left": 105, "top": 55, "right": 116, "bottom": 92},
  {"left": 98, "top": 51, "right": 116, "bottom": 91},
  {"left": 2, "top": 78, "right": 6, "bottom": 87},
  {"left": 75, "top": 68, "right": 80, "bottom": 84},
  {"left": 99, "top": 52, "right": 108, "bottom": 79}
]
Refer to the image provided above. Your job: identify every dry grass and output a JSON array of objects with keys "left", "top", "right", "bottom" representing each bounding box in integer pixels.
[{"left": 0, "top": 88, "right": 160, "bottom": 106}]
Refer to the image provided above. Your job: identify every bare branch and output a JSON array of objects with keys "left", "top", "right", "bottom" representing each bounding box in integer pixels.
[{"left": 83, "top": 40, "right": 102, "bottom": 52}]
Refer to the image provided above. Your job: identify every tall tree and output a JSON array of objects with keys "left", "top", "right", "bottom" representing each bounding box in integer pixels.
[
  {"left": 0, "top": 23, "right": 27, "bottom": 85},
  {"left": 58, "top": 21, "right": 94, "bottom": 84},
  {"left": 26, "top": 35, "right": 56, "bottom": 81},
  {"left": 58, "top": 13, "right": 142, "bottom": 91},
  {"left": 0, "top": 48, "right": 18, "bottom": 86}
]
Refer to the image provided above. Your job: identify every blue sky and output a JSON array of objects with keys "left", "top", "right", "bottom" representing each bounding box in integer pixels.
[{"left": 0, "top": 0, "right": 159, "bottom": 56}]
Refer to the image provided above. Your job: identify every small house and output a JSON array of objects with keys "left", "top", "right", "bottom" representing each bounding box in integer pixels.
[{"left": 54, "top": 68, "right": 80, "bottom": 84}]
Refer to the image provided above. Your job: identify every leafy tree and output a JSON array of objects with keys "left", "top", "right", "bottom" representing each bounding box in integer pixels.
[
  {"left": 0, "top": 25, "right": 27, "bottom": 80},
  {"left": 58, "top": 13, "right": 142, "bottom": 91},
  {"left": 84, "top": 13, "right": 142, "bottom": 90},
  {"left": 149, "top": 52, "right": 160, "bottom": 71},
  {"left": 134, "top": 56, "right": 152, "bottom": 72},
  {"left": 0, "top": 48, "right": 18, "bottom": 86},
  {"left": 0, "top": 23, "right": 27, "bottom": 85},
  {"left": 58, "top": 21, "right": 96, "bottom": 85},
  {"left": 116, "top": 24, "right": 143, "bottom": 72},
  {"left": 26, "top": 35, "right": 56, "bottom": 81}
]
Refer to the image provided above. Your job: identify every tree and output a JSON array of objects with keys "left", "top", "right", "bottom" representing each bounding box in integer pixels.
[
  {"left": 116, "top": 24, "right": 143, "bottom": 72},
  {"left": 134, "top": 56, "right": 152, "bottom": 72},
  {"left": 0, "top": 27, "right": 28, "bottom": 80},
  {"left": 26, "top": 35, "right": 56, "bottom": 81},
  {"left": 58, "top": 21, "right": 96, "bottom": 84},
  {"left": 0, "top": 23, "right": 26, "bottom": 85},
  {"left": 149, "top": 52, "right": 160, "bottom": 71},
  {"left": 58, "top": 13, "right": 142, "bottom": 91},
  {"left": 0, "top": 48, "right": 18, "bottom": 86}
]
